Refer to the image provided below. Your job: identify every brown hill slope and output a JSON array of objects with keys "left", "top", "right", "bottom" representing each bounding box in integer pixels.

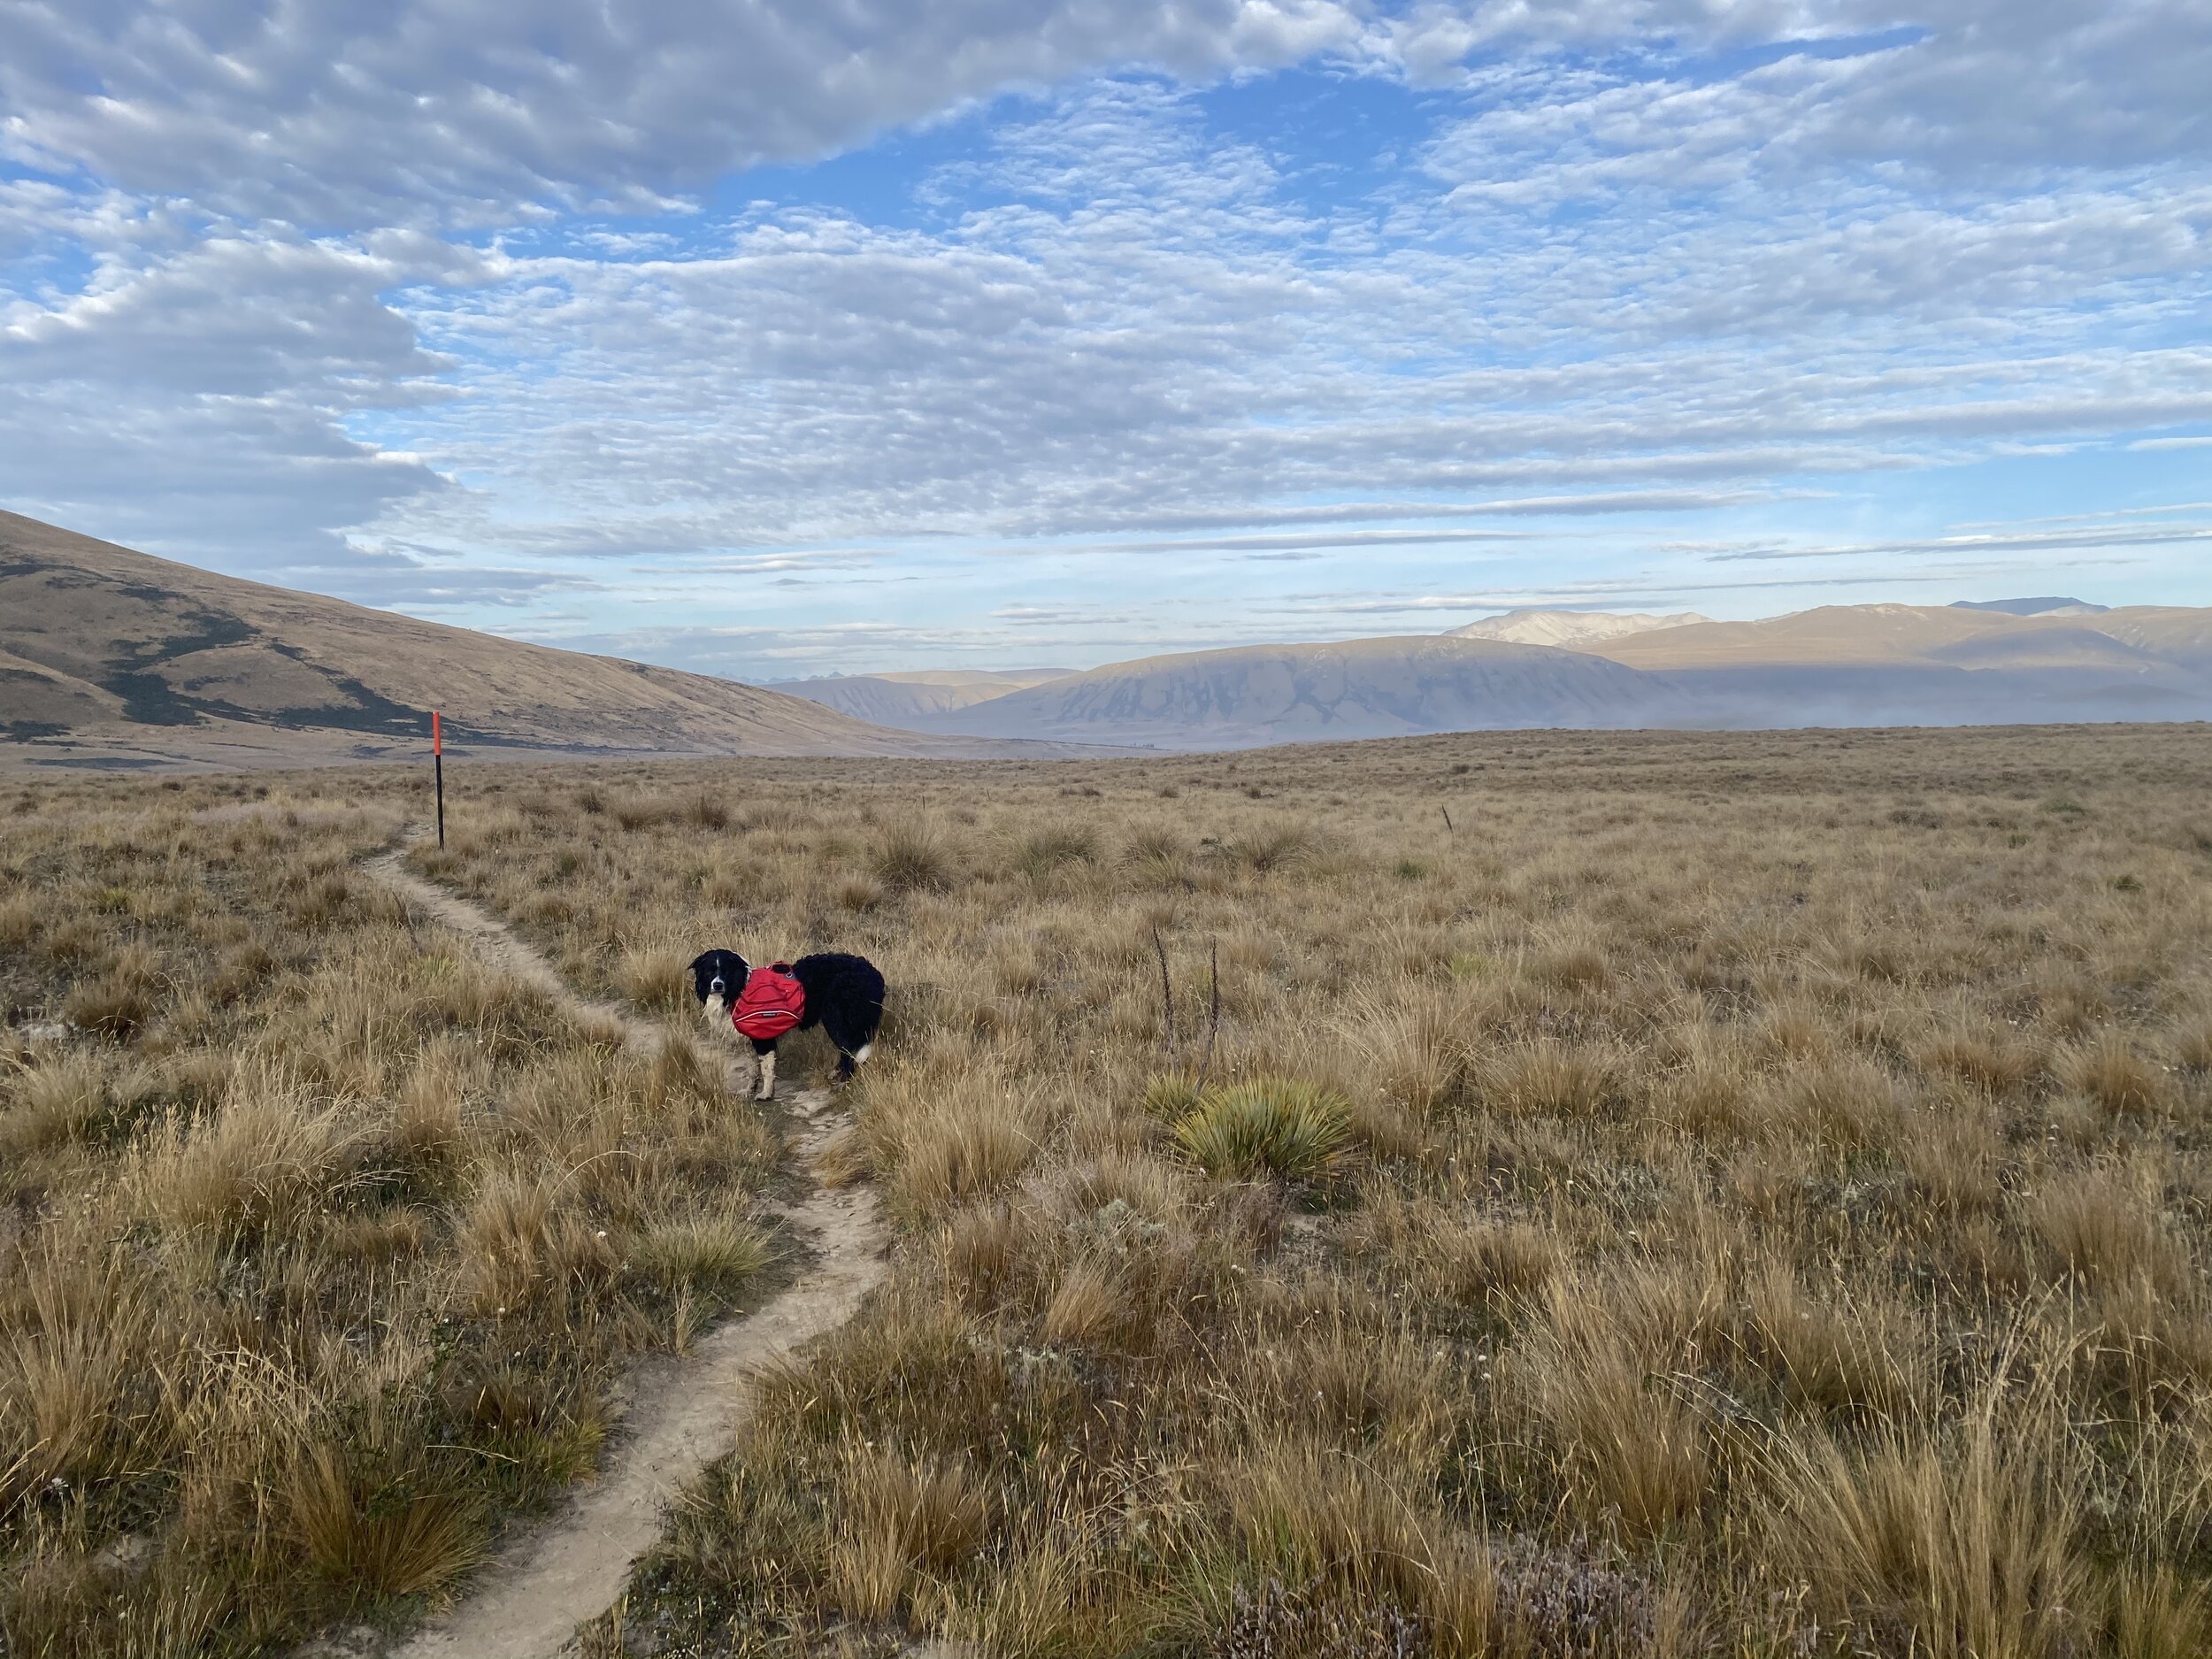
[
  {"left": 1586, "top": 603, "right": 2212, "bottom": 726},
  {"left": 2086, "top": 607, "right": 2212, "bottom": 672},
  {"left": 1588, "top": 603, "right": 2196, "bottom": 672},
  {"left": 918, "top": 634, "right": 1678, "bottom": 749},
  {"left": 1591, "top": 603, "right": 2022, "bottom": 667},
  {"left": 0, "top": 512, "right": 1031, "bottom": 767}
]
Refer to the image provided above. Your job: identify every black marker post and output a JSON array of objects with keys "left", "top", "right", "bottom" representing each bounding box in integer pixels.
[{"left": 433, "top": 709, "right": 446, "bottom": 849}]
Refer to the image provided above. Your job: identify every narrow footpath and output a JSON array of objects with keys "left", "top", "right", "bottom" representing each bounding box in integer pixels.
[{"left": 365, "top": 842, "right": 887, "bottom": 1659}]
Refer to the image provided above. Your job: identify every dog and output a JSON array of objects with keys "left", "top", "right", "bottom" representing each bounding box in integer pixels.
[{"left": 687, "top": 948, "right": 885, "bottom": 1100}]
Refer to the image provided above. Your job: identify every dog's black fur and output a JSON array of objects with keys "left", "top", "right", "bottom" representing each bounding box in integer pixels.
[{"left": 687, "top": 948, "right": 885, "bottom": 1096}]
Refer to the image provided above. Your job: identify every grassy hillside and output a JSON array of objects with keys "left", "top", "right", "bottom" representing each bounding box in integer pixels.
[
  {"left": 0, "top": 512, "right": 1019, "bottom": 766},
  {"left": 1587, "top": 604, "right": 2212, "bottom": 728}
]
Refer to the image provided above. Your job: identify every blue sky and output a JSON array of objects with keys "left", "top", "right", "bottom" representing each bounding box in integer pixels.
[{"left": 3, "top": 1, "right": 2208, "bottom": 680}]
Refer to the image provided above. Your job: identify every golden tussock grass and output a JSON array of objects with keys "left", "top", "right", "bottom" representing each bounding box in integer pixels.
[{"left": 9, "top": 724, "right": 2212, "bottom": 1655}]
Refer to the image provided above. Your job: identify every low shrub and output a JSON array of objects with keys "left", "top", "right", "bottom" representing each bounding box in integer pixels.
[{"left": 1173, "top": 1077, "right": 1351, "bottom": 1181}]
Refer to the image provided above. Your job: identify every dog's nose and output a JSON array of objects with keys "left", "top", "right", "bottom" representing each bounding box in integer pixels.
[{"left": 710, "top": 979, "right": 725, "bottom": 995}]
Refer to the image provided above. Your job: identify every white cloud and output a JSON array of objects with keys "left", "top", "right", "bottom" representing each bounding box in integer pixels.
[
  {"left": 1, "top": 1, "right": 2208, "bottom": 671},
  {"left": 352, "top": 119, "right": 2211, "bottom": 565},
  {"left": 1417, "top": 4, "right": 2211, "bottom": 178},
  {"left": 0, "top": 227, "right": 458, "bottom": 560},
  {"left": 1708, "top": 523, "right": 2212, "bottom": 562},
  {"left": 0, "top": 0, "right": 1363, "bottom": 225},
  {"left": 7, "top": 4, "right": 2200, "bottom": 228}
]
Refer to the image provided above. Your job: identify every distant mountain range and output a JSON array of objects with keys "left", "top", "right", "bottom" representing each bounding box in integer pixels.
[
  {"left": 0, "top": 512, "right": 1052, "bottom": 769},
  {"left": 911, "top": 635, "right": 1676, "bottom": 748},
  {"left": 5, "top": 508, "right": 2203, "bottom": 766},
  {"left": 774, "top": 601, "right": 2212, "bottom": 749}
]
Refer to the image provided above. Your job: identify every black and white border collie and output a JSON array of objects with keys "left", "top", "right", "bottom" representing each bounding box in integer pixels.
[{"left": 687, "top": 948, "right": 886, "bottom": 1100}]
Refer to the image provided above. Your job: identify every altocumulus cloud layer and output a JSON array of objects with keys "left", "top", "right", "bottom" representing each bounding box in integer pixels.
[{"left": 2, "top": 1, "right": 2208, "bottom": 676}]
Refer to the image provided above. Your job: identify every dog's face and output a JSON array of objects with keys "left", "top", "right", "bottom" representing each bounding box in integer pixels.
[{"left": 687, "top": 949, "right": 750, "bottom": 1019}]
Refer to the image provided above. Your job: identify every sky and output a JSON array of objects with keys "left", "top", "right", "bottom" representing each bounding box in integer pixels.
[{"left": 2, "top": 2, "right": 2208, "bottom": 682}]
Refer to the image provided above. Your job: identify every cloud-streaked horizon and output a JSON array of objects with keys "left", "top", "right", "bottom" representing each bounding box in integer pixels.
[{"left": 4, "top": 2, "right": 2208, "bottom": 680}]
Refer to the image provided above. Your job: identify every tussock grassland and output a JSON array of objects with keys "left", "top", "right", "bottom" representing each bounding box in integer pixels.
[
  {"left": 396, "top": 724, "right": 2209, "bottom": 1659},
  {"left": 4, "top": 722, "right": 2212, "bottom": 1657},
  {"left": 0, "top": 774, "right": 776, "bottom": 1655}
]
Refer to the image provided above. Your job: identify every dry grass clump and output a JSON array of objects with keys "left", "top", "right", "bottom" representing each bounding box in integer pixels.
[
  {"left": 1223, "top": 818, "right": 1320, "bottom": 875},
  {"left": 58, "top": 966, "right": 157, "bottom": 1040},
  {"left": 2055, "top": 1029, "right": 2171, "bottom": 1118},
  {"left": 0, "top": 1051, "right": 119, "bottom": 1158},
  {"left": 1517, "top": 1279, "right": 1713, "bottom": 1540},
  {"left": 131, "top": 1069, "right": 355, "bottom": 1238},
  {"left": 1342, "top": 1180, "right": 1558, "bottom": 1310},
  {"left": 1743, "top": 1263, "right": 1925, "bottom": 1414},
  {"left": 2169, "top": 1018, "right": 2212, "bottom": 1074},
  {"left": 1763, "top": 1365, "right": 2088, "bottom": 1659},
  {"left": 1770, "top": 1054, "right": 1905, "bottom": 1151},
  {"left": 0, "top": 1272, "right": 151, "bottom": 1502},
  {"left": 847, "top": 1048, "right": 1041, "bottom": 1218},
  {"left": 1900, "top": 1101, "right": 2003, "bottom": 1211},
  {"left": 826, "top": 1441, "right": 991, "bottom": 1619},
  {"left": 1010, "top": 824, "right": 1097, "bottom": 882},
  {"left": 1354, "top": 977, "right": 1494, "bottom": 1115},
  {"left": 1920, "top": 1019, "right": 2043, "bottom": 1097},
  {"left": 1479, "top": 1036, "right": 1620, "bottom": 1118},
  {"left": 285, "top": 1441, "right": 486, "bottom": 1599},
  {"left": 617, "top": 945, "right": 692, "bottom": 1015},
  {"left": 630, "top": 1210, "right": 772, "bottom": 1299},
  {"left": 871, "top": 819, "right": 956, "bottom": 894},
  {"left": 2025, "top": 1164, "right": 2191, "bottom": 1297}
]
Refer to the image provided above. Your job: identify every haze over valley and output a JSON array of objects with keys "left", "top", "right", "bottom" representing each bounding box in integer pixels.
[
  {"left": 768, "top": 598, "right": 2212, "bottom": 749},
  {"left": 9, "top": 505, "right": 2204, "bottom": 763}
]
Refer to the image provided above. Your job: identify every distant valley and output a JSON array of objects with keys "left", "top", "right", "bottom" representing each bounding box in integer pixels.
[
  {"left": 763, "top": 668, "right": 1075, "bottom": 725},
  {"left": 7, "top": 509, "right": 2206, "bottom": 765},
  {"left": 771, "top": 599, "right": 2212, "bottom": 749}
]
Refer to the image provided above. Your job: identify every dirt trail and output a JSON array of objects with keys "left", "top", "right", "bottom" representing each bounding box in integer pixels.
[{"left": 364, "top": 842, "right": 887, "bottom": 1659}]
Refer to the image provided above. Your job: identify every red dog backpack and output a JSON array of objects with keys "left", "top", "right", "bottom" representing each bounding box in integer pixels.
[{"left": 731, "top": 962, "right": 806, "bottom": 1041}]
